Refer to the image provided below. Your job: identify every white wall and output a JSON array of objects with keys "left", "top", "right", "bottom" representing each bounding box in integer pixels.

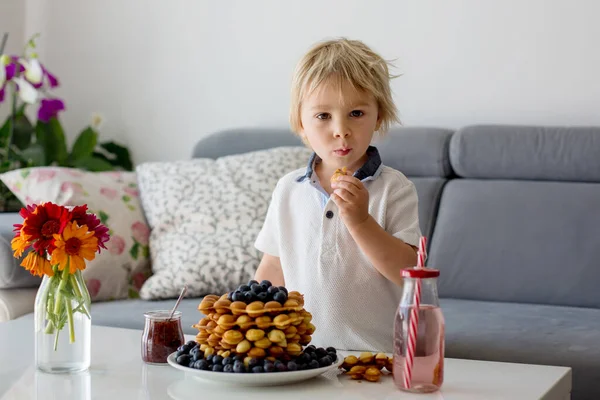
[
  {"left": 21, "top": 0, "right": 600, "bottom": 164},
  {"left": 0, "top": 0, "right": 25, "bottom": 121}
]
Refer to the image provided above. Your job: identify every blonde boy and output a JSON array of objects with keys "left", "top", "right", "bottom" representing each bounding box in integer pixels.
[{"left": 254, "top": 38, "right": 421, "bottom": 352}]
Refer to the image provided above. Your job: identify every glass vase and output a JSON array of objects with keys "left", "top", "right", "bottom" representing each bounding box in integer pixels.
[{"left": 34, "top": 268, "right": 92, "bottom": 373}]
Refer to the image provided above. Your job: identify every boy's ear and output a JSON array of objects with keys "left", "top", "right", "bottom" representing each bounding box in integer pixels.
[{"left": 375, "top": 114, "right": 382, "bottom": 131}]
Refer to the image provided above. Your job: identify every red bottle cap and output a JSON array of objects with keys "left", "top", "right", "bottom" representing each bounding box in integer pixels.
[{"left": 401, "top": 267, "right": 440, "bottom": 278}]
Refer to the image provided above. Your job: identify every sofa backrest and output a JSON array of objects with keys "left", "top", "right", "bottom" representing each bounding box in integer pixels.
[
  {"left": 192, "top": 127, "right": 454, "bottom": 240},
  {"left": 429, "top": 125, "right": 600, "bottom": 309}
]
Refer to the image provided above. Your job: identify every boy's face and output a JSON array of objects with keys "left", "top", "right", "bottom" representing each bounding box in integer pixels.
[{"left": 299, "top": 79, "right": 380, "bottom": 174}]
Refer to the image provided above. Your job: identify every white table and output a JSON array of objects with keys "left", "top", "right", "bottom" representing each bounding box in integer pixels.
[{"left": 0, "top": 317, "right": 571, "bottom": 399}]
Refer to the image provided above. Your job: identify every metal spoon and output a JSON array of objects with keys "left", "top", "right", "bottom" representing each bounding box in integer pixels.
[{"left": 168, "top": 285, "right": 188, "bottom": 320}]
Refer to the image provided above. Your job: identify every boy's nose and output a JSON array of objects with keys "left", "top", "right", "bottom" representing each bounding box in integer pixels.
[{"left": 333, "top": 123, "right": 350, "bottom": 138}]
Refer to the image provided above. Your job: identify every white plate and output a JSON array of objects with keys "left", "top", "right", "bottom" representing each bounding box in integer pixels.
[{"left": 167, "top": 352, "right": 343, "bottom": 387}]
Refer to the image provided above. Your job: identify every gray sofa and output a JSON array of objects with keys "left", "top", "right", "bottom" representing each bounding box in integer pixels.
[{"left": 1, "top": 125, "right": 599, "bottom": 399}]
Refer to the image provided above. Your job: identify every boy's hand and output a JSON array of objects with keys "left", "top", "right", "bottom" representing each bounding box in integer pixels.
[{"left": 331, "top": 175, "right": 370, "bottom": 230}]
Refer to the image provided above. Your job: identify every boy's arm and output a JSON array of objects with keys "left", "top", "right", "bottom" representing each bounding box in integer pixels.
[
  {"left": 331, "top": 176, "right": 419, "bottom": 286},
  {"left": 348, "top": 218, "right": 417, "bottom": 286},
  {"left": 254, "top": 253, "right": 285, "bottom": 287}
]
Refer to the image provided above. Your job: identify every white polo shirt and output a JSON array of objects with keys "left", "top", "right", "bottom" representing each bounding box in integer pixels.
[{"left": 254, "top": 146, "right": 421, "bottom": 352}]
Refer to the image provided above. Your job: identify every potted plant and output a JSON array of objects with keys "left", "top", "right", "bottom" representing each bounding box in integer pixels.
[{"left": 0, "top": 33, "right": 133, "bottom": 212}]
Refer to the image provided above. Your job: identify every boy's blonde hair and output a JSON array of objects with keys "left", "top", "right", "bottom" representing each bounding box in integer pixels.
[{"left": 290, "top": 38, "right": 400, "bottom": 135}]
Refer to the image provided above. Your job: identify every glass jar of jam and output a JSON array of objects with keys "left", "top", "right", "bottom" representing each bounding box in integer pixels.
[{"left": 141, "top": 310, "right": 185, "bottom": 364}]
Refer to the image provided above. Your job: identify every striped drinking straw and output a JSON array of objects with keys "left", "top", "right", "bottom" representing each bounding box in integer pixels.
[{"left": 403, "top": 236, "right": 427, "bottom": 389}]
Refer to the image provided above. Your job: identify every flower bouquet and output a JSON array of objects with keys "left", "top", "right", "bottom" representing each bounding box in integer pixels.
[{"left": 11, "top": 202, "right": 109, "bottom": 372}]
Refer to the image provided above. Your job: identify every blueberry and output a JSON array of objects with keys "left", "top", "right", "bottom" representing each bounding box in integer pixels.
[
  {"left": 308, "top": 359, "right": 320, "bottom": 369},
  {"left": 252, "top": 366, "right": 264, "bottom": 373},
  {"left": 234, "top": 354, "right": 245, "bottom": 362},
  {"left": 238, "top": 284, "right": 250, "bottom": 292},
  {"left": 247, "top": 279, "right": 259, "bottom": 287},
  {"left": 278, "top": 286, "right": 288, "bottom": 295},
  {"left": 256, "top": 292, "right": 268, "bottom": 301},
  {"left": 232, "top": 290, "right": 244, "bottom": 302},
  {"left": 305, "top": 345, "right": 316, "bottom": 352},
  {"left": 248, "top": 358, "right": 260, "bottom": 369},
  {"left": 287, "top": 361, "right": 298, "bottom": 371},
  {"left": 188, "top": 360, "right": 196, "bottom": 368},
  {"left": 222, "top": 357, "right": 232, "bottom": 366},
  {"left": 250, "top": 283, "right": 263, "bottom": 293},
  {"left": 204, "top": 354, "right": 213, "bottom": 363},
  {"left": 298, "top": 363, "right": 308, "bottom": 370},
  {"left": 213, "top": 355, "right": 224, "bottom": 365},
  {"left": 177, "top": 344, "right": 191, "bottom": 354},
  {"left": 223, "top": 364, "right": 234, "bottom": 373},
  {"left": 327, "top": 352, "right": 337, "bottom": 361},
  {"left": 267, "top": 286, "right": 279, "bottom": 295},
  {"left": 227, "top": 291, "right": 234, "bottom": 301},
  {"left": 186, "top": 340, "right": 197, "bottom": 347},
  {"left": 264, "top": 362, "right": 275, "bottom": 372},
  {"left": 212, "top": 364, "right": 224, "bottom": 372},
  {"left": 191, "top": 351, "right": 203, "bottom": 362},
  {"left": 298, "top": 353, "right": 311, "bottom": 364},
  {"left": 244, "top": 291, "right": 255, "bottom": 303},
  {"left": 275, "top": 362, "right": 287, "bottom": 372},
  {"left": 260, "top": 280, "right": 272, "bottom": 288},
  {"left": 310, "top": 352, "right": 318, "bottom": 361},
  {"left": 319, "top": 355, "right": 333, "bottom": 367},
  {"left": 195, "top": 359, "right": 208, "bottom": 370},
  {"left": 174, "top": 350, "right": 184, "bottom": 358},
  {"left": 233, "top": 361, "right": 246, "bottom": 373},
  {"left": 273, "top": 291, "right": 287, "bottom": 304},
  {"left": 316, "top": 348, "right": 328, "bottom": 358},
  {"left": 326, "top": 347, "right": 337, "bottom": 354},
  {"left": 176, "top": 354, "right": 191, "bottom": 366}
]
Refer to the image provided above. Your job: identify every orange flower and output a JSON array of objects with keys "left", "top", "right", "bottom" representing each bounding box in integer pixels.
[
  {"left": 51, "top": 221, "right": 98, "bottom": 273},
  {"left": 21, "top": 251, "right": 53, "bottom": 277},
  {"left": 11, "top": 231, "right": 32, "bottom": 258}
]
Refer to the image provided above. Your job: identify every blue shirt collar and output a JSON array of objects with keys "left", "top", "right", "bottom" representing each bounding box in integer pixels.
[{"left": 296, "top": 146, "right": 382, "bottom": 182}]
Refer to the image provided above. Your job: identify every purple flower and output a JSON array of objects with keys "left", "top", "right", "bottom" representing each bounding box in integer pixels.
[
  {"left": 0, "top": 87, "right": 4, "bottom": 103},
  {"left": 37, "top": 98, "right": 65, "bottom": 122}
]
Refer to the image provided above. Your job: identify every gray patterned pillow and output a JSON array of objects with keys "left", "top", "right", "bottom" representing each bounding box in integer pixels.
[{"left": 136, "top": 146, "right": 312, "bottom": 300}]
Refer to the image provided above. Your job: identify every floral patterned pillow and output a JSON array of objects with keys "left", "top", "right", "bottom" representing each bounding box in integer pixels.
[
  {"left": 137, "top": 146, "right": 312, "bottom": 300},
  {"left": 0, "top": 167, "right": 152, "bottom": 302}
]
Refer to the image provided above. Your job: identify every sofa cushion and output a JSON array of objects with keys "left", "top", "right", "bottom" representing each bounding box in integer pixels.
[
  {"left": 429, "top": 179, "right": 600, "bottom": 309},
  {"left": 0, "top": 213, "right": 41, "bottom": 289},
  {"left": 450, "top": 125, "right": 600, "bottom": 182},
  {"left": 136, "top": 147, "right": 312, "bottom": 300},
  {"left": 374, "top": 127, "right": 454, "bottom": 177},
  {"left": 88, "top": 298, "right": 204, "bottom": 336},
  {"left": 410, "top": 178, "right": 446, "bottom": 242},
  {"left": 442, "top": 298, "right": 599, "bottom": 400},
  {"left": 0, "top": 168, "right": 152, "bottom": 301}
]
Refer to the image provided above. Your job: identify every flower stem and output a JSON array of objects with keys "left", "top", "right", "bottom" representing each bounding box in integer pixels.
[
  {"left": 53, "top": 266, "right": 70, "bottom": 316},
  {"left": 65, "top": 297, "right": 75, "bottom": 343},
  {"left": 70, "top": 272, "right": 90, "bottom": 319}
]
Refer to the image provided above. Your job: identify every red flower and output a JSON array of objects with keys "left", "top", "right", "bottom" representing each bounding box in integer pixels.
[
  {"left": 21, "top": 203, "right": 70, "bottom": 255},
  {"left": 13, "top": 204, "right": 37, "bottom": 237},
  {"left": 71, "top": 205, "right": 110, "bottom": 251}
]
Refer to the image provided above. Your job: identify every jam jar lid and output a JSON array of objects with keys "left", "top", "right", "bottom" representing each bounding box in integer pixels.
[
  {"left": 143, "top": 310, "right": 182, "bottom": 320},
  {"left": 401, "top": 267, "right": 440, "bottom": 278}
]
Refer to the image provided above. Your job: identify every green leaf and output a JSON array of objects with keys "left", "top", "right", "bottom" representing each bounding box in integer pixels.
[
  {"left": 99, "top": 141, "right": 133, "bottom": 171},
  {"left": 12, "top": 112, "right": 34, "bottom": 150},
  {"left": 69, "top": 127, "right": 98, "bottom": 163},
  {"left": 36, "top": 118, "right": 68, "bottom": 165},
  {"left": 130, "top": 242, "right": 140, "bottom": 260},
  {"left": 122, "top": 195, "right": 131, "bottom": 202},
  {"left": 71, "top": 155, "right": 114, "bottom": 171},
  {"left": 20, "top": 144, "right": 45, "bottom": 166},
  {"left": 0, "top": 118, "right": 10, "bottom": 149},
  {"left": 142, "top": 246, "right": 149, "bottom": 258},
  {"left": 128, "top": 288, "right": 140, "bottom": 299}
]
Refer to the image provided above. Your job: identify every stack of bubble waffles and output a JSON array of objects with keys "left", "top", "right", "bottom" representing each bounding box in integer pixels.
[{"left": 194, "top": 285, "right": 315, "bottom": 361}]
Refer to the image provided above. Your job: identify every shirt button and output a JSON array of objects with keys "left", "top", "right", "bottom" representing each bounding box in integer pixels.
[{"left": 325, "top": 210, "right": 334, "bottom": 219}]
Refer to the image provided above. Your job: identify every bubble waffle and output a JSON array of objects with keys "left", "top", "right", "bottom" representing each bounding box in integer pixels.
[
  {"left": 198, "top": 291, "right": 305, "bottom": 316},
  {"left": 340, "top": 352, "right": 393, "bottom": 382},
  {"left": 194, "top": 310, "right": 314, "bottom": 333},
  {"left": 331, "top": 166, "right": 348, "bottom": 183}
]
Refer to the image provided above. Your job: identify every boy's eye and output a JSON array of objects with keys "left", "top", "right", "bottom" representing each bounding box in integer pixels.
[
  {"left": 316, "top": 113, "right": 330, "bottom": 120},
  {"left": 350, "top": 110, "right": 364, "bottom": 117}
]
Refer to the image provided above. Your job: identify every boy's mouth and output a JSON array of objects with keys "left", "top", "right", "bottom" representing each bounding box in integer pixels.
[{"left": 334, "top": 147, "right": 352, "bottom": 156}]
